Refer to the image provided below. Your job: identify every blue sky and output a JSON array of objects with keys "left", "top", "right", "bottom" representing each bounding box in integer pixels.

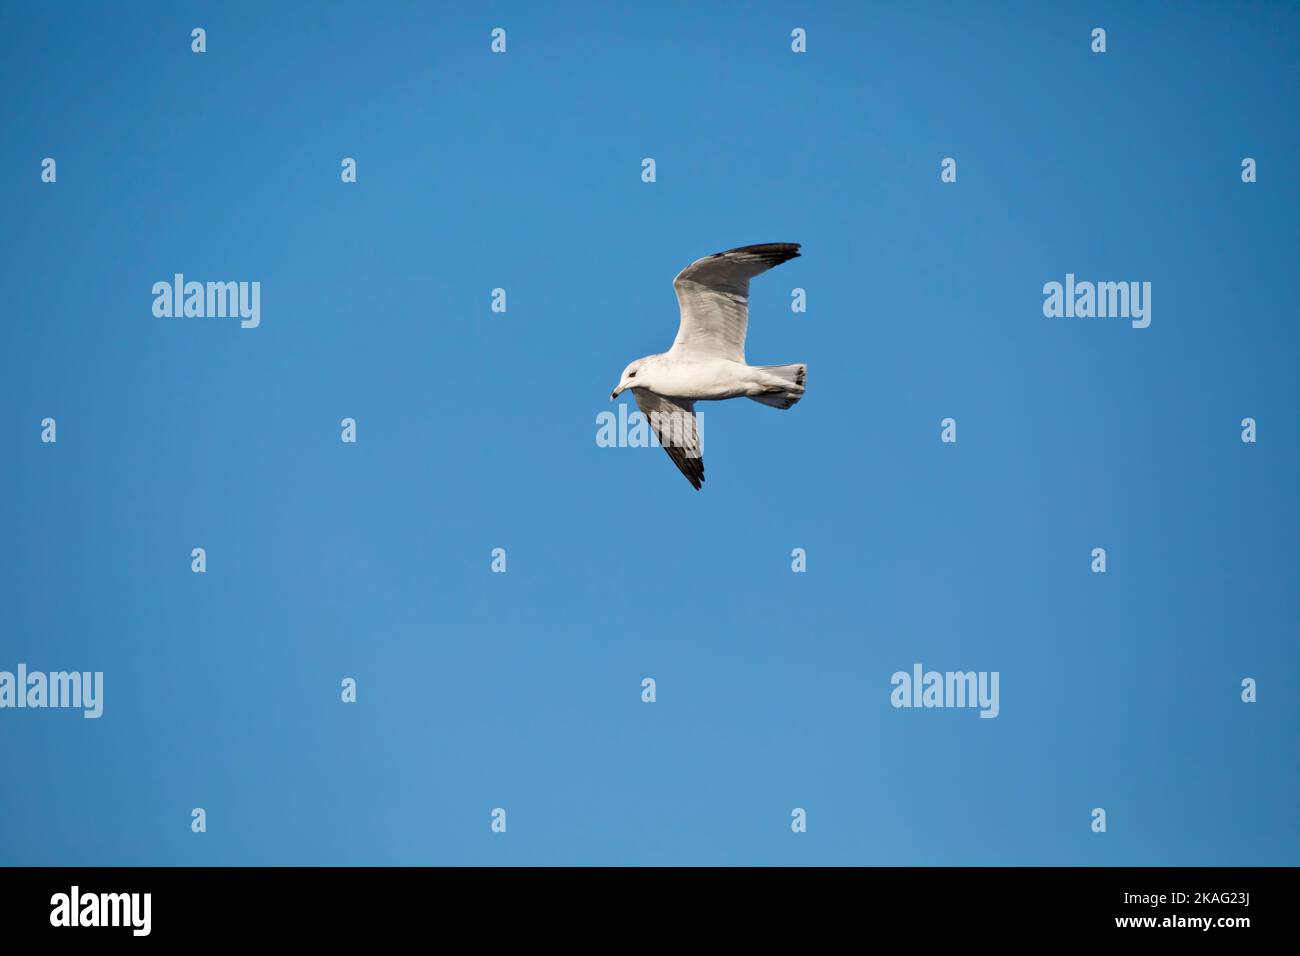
[{"left": 1, "top": 1, "right": 1296, "bottom": 865}]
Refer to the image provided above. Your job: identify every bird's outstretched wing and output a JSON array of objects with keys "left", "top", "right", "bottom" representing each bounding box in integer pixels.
[
  {"left": 670, "top": 242, "right": 801, "bottom": 362},
  {"left": 633, "top": 389, "right": 703, "bottom": 490}
]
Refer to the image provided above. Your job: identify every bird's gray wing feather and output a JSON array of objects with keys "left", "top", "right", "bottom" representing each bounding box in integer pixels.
[
  {"left": 632, "top": 389, "right": 703, "bottom": 490},
  {"left": 670, "top": 242, "right": 801, "bottom": 362}
]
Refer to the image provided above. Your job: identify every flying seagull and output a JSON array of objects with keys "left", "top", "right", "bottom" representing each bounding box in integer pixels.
[{"left": 610, "top": 242, "right": 807, "bottom": 490}]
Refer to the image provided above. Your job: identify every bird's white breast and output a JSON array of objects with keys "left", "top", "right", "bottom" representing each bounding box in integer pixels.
[{"left": 648, "top": 357, "right": 754, "bottom": 401}]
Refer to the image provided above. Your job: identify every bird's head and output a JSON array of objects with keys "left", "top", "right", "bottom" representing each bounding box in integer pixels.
[{"left": 610, "top": 359, "right": 645, "bottom": 400}]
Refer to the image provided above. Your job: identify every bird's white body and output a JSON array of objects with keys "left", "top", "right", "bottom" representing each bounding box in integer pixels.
[
  {"left": 610, "top": 243, "right": 808, "bottom": 489},
  {"left": 630, "top": 355, "right": 793, "bottom": 402}
]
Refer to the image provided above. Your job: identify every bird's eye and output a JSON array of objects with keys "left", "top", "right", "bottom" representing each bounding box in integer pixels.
[{"left": 628, "top": 371, "right": 637, "bottom": 378}]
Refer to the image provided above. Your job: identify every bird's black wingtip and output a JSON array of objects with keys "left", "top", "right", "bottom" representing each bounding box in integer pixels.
[{"left": 712, "top": 242, "right": 801, "bottom": 265}]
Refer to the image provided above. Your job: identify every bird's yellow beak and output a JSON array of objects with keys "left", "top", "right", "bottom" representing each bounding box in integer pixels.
[{"left": 610, "top": 385, "right": 624, "bottom": 400}]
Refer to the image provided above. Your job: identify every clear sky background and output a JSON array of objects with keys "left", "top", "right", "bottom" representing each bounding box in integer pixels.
[{"left": 1, "top": 2, "right": 1296, "bottom": 865}]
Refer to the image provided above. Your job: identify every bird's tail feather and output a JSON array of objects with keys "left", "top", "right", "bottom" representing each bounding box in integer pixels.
[{"left": 749, "top": 363, "right": 807, "bottom": 409}]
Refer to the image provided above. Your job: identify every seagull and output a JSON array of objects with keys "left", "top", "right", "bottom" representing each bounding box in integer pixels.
[{"left": 610, "top": 242, "right": 807, "bottom": 490}]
